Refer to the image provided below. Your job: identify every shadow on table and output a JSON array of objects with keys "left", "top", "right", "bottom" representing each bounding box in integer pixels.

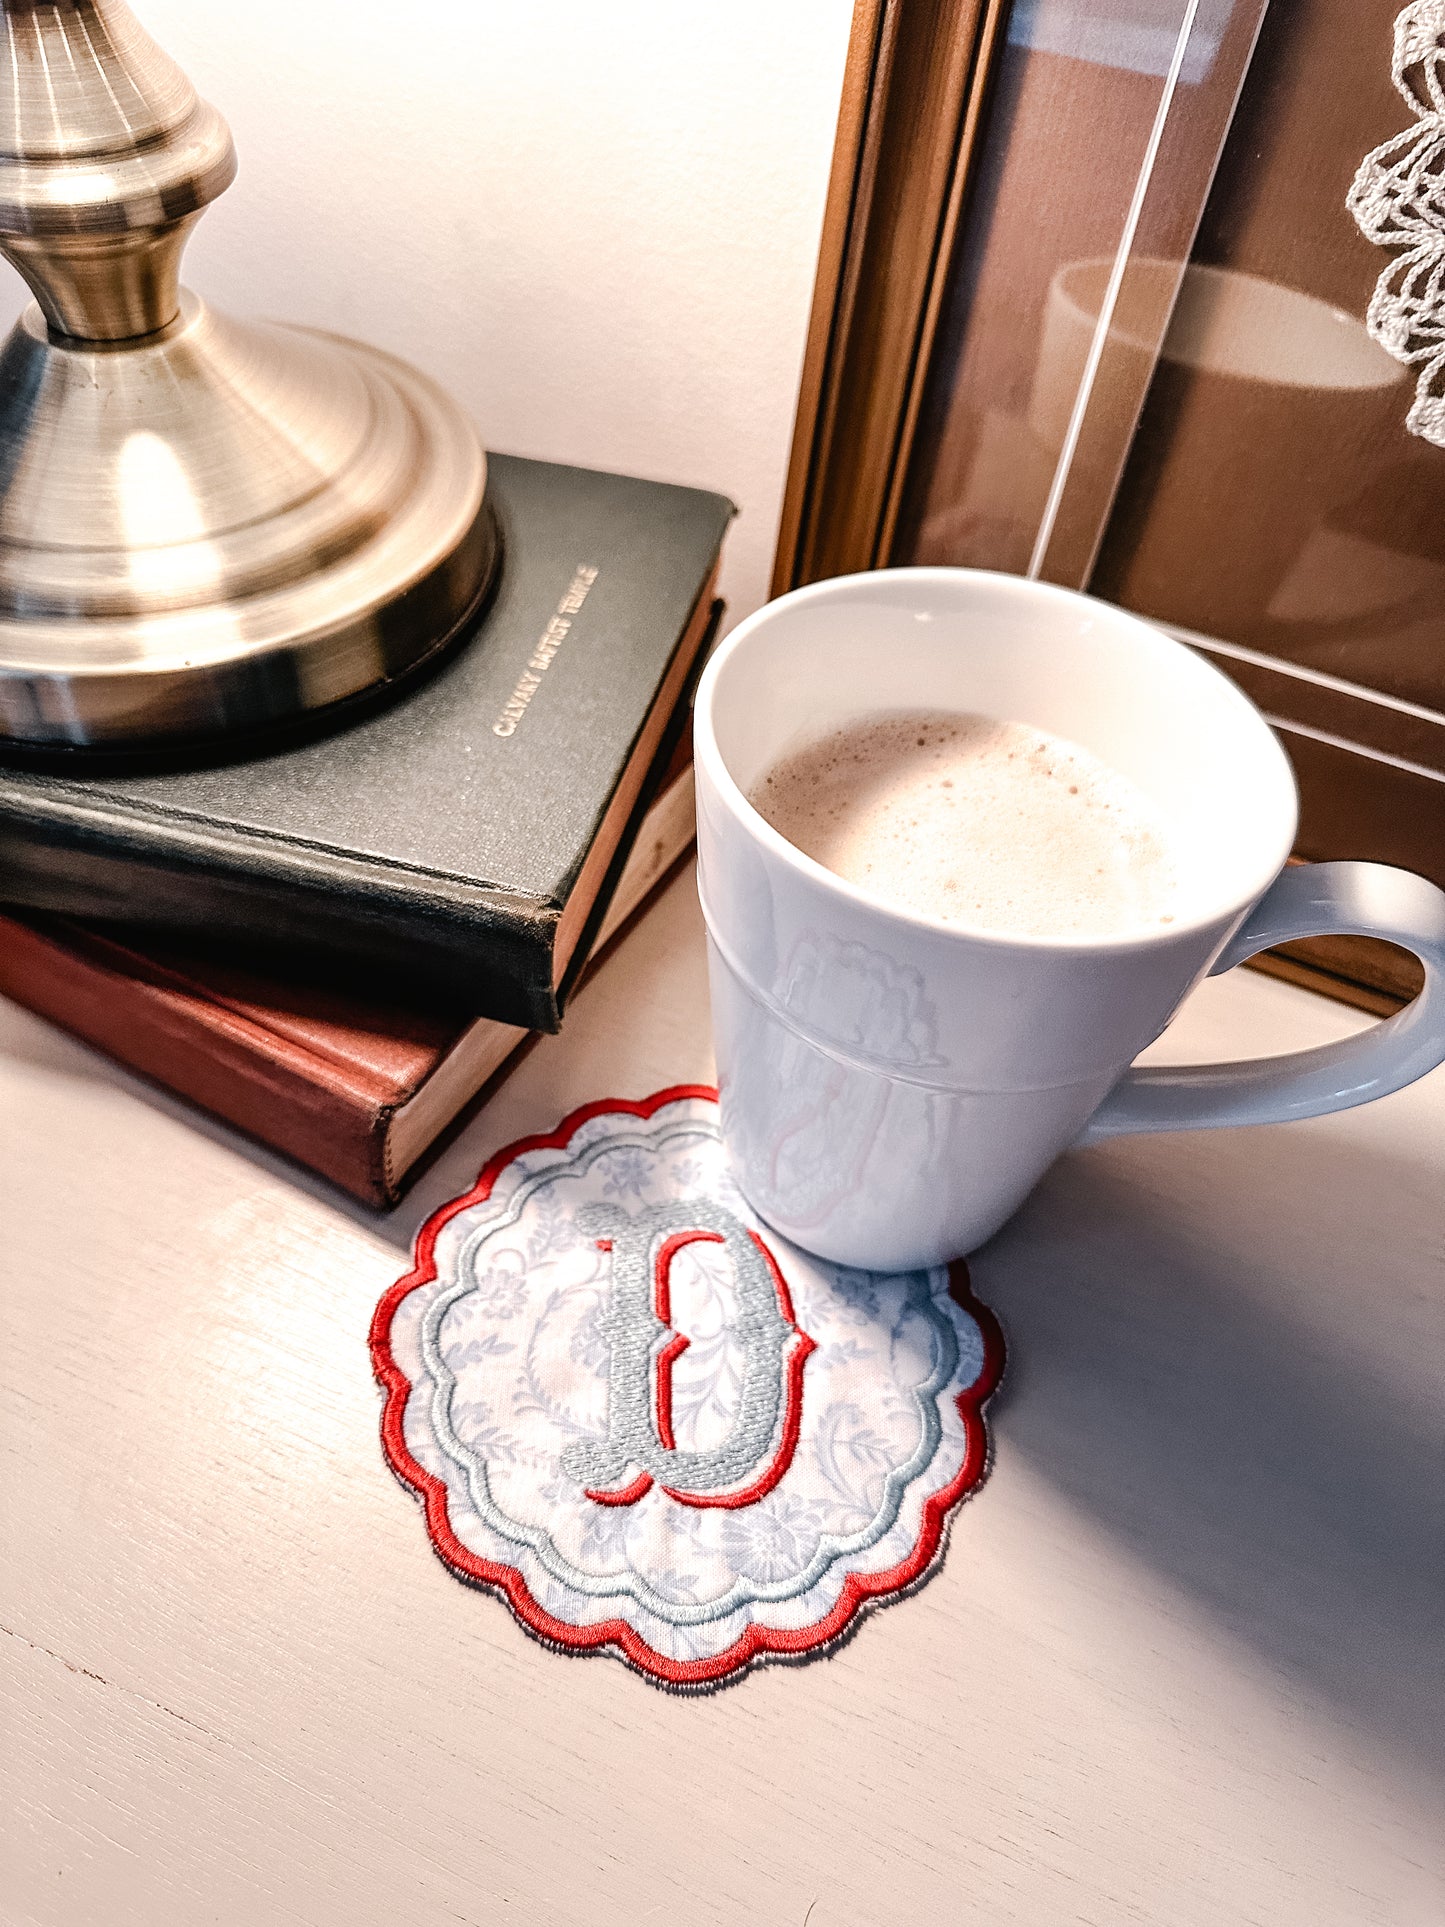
[
  {"left": 971, "top": 1129, "right": 1444, "bottom": 1798},
  {"left": 16, "top": 980, "right": 1439, "bottom": 1794}
]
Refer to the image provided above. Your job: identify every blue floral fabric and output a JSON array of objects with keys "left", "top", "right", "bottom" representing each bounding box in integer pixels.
[{"left": 380, "top": 1091, "right": 1000, "bottom": 1683}]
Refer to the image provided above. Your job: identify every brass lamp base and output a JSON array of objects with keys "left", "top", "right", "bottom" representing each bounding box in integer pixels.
[
  {"left": 0, "top": 298, "right": 498, "bottom": 751},
  {"left": 0, "top": 2, "right": 497, "bottom": 753}
]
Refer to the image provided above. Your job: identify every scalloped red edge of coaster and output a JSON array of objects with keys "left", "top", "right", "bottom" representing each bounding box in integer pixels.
[{"left": 370, "top": 1085, "right": 1005, "bottom": 1690}]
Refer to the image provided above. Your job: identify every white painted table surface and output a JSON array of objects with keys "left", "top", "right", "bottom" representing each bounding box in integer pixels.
[{"left": 2, "top": 868, "right": 1441, "bottom": 1927}]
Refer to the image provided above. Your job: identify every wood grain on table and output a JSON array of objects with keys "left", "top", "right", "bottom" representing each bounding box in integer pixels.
[{"left": 2, "top": 868, "right": 1441, "bottom": 1926}]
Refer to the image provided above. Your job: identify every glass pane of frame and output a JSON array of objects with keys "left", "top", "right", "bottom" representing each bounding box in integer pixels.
[
  {"left": 895, "top": 0, "right": 1268, "bottom": 579},
  {"left": 1092, "top": 0, "right": 1445, "bottom": 856}
]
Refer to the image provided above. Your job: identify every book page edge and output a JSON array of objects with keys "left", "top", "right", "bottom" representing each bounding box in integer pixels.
[{"left": 383, "top": 768, "right": 696, "bottom": 1187}]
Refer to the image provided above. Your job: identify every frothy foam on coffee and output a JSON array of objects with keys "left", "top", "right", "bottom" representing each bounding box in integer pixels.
[{"left": 750, "top": 711, "right": 1180, "bottom": 939}]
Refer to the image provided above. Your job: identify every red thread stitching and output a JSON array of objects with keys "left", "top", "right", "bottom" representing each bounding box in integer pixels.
[
  {"left": 648, "top": 1218, "right": 815, "bottom": 1509},
  {"left": 580, "top": 1231, "right": 662, "bottom": 1502},
  {"left": 657, "top": 1325, "right": 815, "bottom": 1511},
  {"left": 653, "top": 1227, "right": 721, "bottom": 1327},
  {"left": 369, "top": 1085, "right": 1005, "bottom": 1688},
  {"left": 585, "top": 1470, "right": 653, "bottom": 1508},
  {"left": 651, "top": 1228, "right": 718, "bottom": 1456},
  {"left": 654, "top": 1333, "right": 690, "bottom": 1452}
]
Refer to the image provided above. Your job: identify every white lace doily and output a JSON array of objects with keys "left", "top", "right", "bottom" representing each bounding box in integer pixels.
[{"left": 1348, "top": 1, "right": 1445, "bottom": 446}]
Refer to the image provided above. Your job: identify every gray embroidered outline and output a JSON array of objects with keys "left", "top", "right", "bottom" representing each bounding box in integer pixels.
[
  {"left": 408, "top": 1105, "right": 980, "bottom": 1628},
  {"left": 561, "top": 1197, "right": 796, "bottom": 1496}
]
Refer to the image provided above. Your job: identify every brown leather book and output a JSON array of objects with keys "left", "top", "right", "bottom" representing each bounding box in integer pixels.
[{"left": 0, "top": 765, "right": 696, "bottom": 1206}]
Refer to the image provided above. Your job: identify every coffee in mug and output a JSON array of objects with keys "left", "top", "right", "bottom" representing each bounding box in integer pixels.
[
  {"left": 693, "top": 568, "right": 1445, "bottom": 1271},
  {"left": 748, "top": 710, "right": 1180, "bottom": 940}
]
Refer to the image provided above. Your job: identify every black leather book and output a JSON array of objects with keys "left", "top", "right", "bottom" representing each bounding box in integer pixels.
[{"left": 0, "top": 455, "right": 732, "bottom": 1031}]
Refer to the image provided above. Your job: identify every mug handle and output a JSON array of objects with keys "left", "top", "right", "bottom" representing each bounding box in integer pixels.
[{"left": 1081, "top": 861, "right": 1445, "bottom": 1141}]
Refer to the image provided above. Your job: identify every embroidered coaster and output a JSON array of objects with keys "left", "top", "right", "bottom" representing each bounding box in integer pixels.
[{"left": 371, "top": 1086, "right": 1004, "bottom": 1690}]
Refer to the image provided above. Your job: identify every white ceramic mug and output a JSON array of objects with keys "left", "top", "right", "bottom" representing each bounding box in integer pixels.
[{"left": 693, "top": 568, "right": 1445, "bottom": 1271}]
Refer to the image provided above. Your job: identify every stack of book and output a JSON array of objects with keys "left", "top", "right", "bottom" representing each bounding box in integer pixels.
[{"left": 0, "top": 455, "right": 733, "bottom": 1203}]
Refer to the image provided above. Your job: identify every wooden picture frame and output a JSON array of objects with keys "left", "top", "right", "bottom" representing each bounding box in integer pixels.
[
  {"left": 771, "top": 0, "right": 1010, "bottom": 593},
  {"left": 775, "top": 0, "right": 1442, "bottom": 1015}
]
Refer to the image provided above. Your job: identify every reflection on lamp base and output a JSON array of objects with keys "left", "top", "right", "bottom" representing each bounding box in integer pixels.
[
  {"left": 0, "top": 0, "right": 499, "bottom": 755},
  {"left": 0, "top": 297, "right": 498, "bottom": 754}
]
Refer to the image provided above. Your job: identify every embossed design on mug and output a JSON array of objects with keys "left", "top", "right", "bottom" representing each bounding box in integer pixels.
[{"left": 722, "top": 929, "right": 944, "bottom": 1233}]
